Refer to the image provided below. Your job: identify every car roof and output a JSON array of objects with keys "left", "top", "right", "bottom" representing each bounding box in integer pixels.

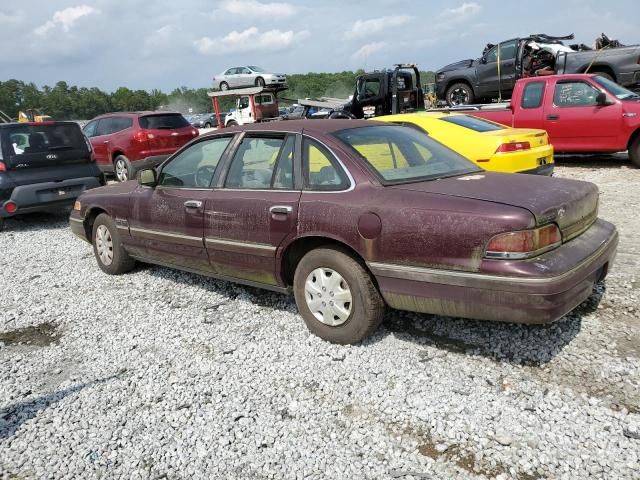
[
  {"left": 201, "top": 119, "right": 386, "bottom": 138},
  {"left": 90, "top": 111, "right": 182, "bottom": 120},
  {"left": 0, "top": 120, "right": 80, "bottom": 129}
]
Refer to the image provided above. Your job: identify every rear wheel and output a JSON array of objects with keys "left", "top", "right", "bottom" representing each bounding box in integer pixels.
[
  {"left": 591, "top": 71, "right": 614, "bottom": 82},
  {"left": 629, "top": 135, "right": 640, "bottom": 168},
  {"left": 92, "top": 214, "right": 135, "bottom": 275},
  {"left": 204, "top": 122, "right": 212, "bottom": 128},
  {"left": 328, "top": 110, "right": 356, "bottom": 119},
  {"left": 220, "top": 82, "right": 229, "bottom": 91},
  {"left": 114, "top": 155, "right": 131, "bottom": 182},
  {"left": 255, "top": 77, "right": 265, "bottom": 87},
  {"left": 446, "top": 82, "right": 475, "bottom": 106},
  {"left": 293, "top": 247, "right": 385, "bottom": 344}
]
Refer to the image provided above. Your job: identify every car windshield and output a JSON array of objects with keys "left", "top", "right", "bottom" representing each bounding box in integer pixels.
[
  {"left": 248, "top": 66, "right": 266, "bottom": 73},
  {"left": 439, "top": 115, "right": 505, "bottom": 132},
  {"left": 334, "top": 125, "right": 481, "bottom": 184},
  {"left": 593, "top": 76, "right": 640, "bottom": 100},
  {"left": 139, "top": 114, "right": 190, "bottom": 130}
]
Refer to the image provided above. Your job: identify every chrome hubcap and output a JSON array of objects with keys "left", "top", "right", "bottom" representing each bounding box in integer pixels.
[
  {"left": 95, "top": 225, "right": 114, "bottom": 266},
  {"left": 304, "top": 268, "right": 352, "bottom": 326},
  {"left": 450, "top": 88, "right": 469, "bottom": 105},
  {"left": 115, "top": 160, "right": 128, "bottom": 182}
]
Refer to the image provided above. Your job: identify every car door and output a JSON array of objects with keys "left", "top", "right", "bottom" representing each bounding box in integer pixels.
[
  {"left": 543, "top": 79, "right": 622, "bottom": 151},
  {"left": 239, "top": 67, "right": 255, "bottom": 86},
  {"left": 476, "top": 40, "right": 518, "bottom": 99},
  {"left": 228, "top": 68, "right": 242, "bottom": 88},
  {"left": 128, "top": 135, "right": 234, "bottom": 271},
  {"left": 204, "top": 133, "right": 301, "bottom": 286},
  {"left": 237, "top": 96, "right": 253, "bottom": 124},
  {"left": 90, "top": 118, "right": 114, "bottom": 167}
]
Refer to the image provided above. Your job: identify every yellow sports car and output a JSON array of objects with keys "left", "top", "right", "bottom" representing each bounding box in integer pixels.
[{"left": 373, "top": 112, "right": 554, "bottom": 175}]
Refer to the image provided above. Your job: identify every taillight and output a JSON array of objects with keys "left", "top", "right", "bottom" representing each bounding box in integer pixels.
[
  {"left": 0, "top": 161, "right": 6, "bottom": 172},
  {"left": 133, "top": 131, "right": 149, "bottom": 143},
  {"left": 495, "top": 141, "right": 530, "bottom": 153},
  {"left": 192, "top": 129, "right": 199, "bottom": 136},
  {"left": 485, "top": 224, "right": 562, "bottom": 259},
  {"left": 4, "top": 201, "right": 17, "bottom": 213}
]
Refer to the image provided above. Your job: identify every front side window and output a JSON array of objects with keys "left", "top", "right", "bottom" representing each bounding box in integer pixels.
[
  {"left": 83, "top": 120, "right": 98, "bottom": 137},
  {"left": 522, "top": 82, "right": 545, "bottom": 109},
  {"left": 553, "top": 81, "right": 600, "bottom": 107},
  {"left": 486, "top": 40, "right": 517, "bottom": 63},
  {"left": 335, "top": 125, "right": 480, "bottom": 184},
  {"left": 358, "top": 78, "right": 381, "bottom": 99},
  {"left": 303, "top": 139, "right": 350, "bottom": 191},
  {"left": 225, "top": 135, "right": 295, "bottom": 190},
  {"left": 158, "top": 137, "right": 232, "bottom": 188}
]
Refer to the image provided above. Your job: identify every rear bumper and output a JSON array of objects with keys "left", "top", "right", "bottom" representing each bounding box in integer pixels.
[
  {"left": 521, "top": 163, "right": 554, "bottom": 176},
  {"left": 369, "top": 219, "right": 618, "bottom": 324},
  {"left": 0, "top": 177, "right": 102, "bottom": 218}
]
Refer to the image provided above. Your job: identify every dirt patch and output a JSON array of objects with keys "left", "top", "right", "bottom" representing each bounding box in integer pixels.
[{"left": 0, "top": 322, "right": 60, "bottom": 347}]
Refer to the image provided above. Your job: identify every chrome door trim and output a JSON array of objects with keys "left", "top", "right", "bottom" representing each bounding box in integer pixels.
[
  {"left": 129, "top": 226, "right": 204, "bottom": 247},
  {"left": 205, "top": 237, "right": 277, "bottom": 257}
]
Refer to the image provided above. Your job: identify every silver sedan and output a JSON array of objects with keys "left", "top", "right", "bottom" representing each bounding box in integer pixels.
[{"left": 212, "top": 66, "right": 287, "bottom": 91}]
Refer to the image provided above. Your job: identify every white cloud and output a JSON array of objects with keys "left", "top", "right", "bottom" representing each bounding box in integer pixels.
[
  {"left": 0, "top": 11, "right": 20, "bottom": 23},
  {"left": 346, "top": 15, "right": 411, "bottom": 39},
  {"left": 438, "top": 2, "right": 482, "bottom": 17},
  {"left": 352, "top": 41, "right": 386, "bottom": 60},
  {"left": 34, "top": 5, "right": 99, "bottom": 36},
  {"left": 194, "top": 27, "right": 309, "bottom": 54},
  {"left": 222, "top": 0, "right": 295, "bottom": 17}
]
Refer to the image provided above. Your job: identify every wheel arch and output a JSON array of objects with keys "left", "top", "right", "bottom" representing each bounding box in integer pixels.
[
  {"left": 583, "top": 64, "right": 616, "bottom": 82},
  {"left": 83, "top": 206, "right": 110, "bottom": 243},
  {"left": 279, "top": 235, "right": 376, "bottom": 288},
  {"left": 111, "top": 150, "right": 126, "bottom": 163}
]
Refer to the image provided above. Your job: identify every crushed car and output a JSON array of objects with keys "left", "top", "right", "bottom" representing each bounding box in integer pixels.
[{"left": 436, "top": 33, "right": 640, "bottom": 105}]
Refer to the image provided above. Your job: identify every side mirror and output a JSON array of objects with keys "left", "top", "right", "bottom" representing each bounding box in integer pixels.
[
  {"left": 480, "top": 56, "right": 487, "bottom": 64},
  {"left": 138, "top": 168, "right": 157, "bottom": 187},
  {"left": 596, "top": 92, "right": 611, "bottom": 106}
]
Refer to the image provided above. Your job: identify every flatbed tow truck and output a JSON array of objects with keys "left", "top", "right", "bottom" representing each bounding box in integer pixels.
[{"left": 207, "top": 85, "right": 288, "bottom": 128}]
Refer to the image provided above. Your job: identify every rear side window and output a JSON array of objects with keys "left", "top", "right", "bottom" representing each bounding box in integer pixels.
[
  {"left": 96, "top": 118, "right": 114, "bottom": 136},
  {"left": 225, "top": 135, "right": 295, "bottom": 190},
  {"left": 139, "top": 114, "right": 190, "bottom": 130},
  {"left": 0, "top": 123, "right": 88, "bottom": 166},
  {"left": 439, "top": 115, "right": 504, "bottom": 132},
  {"left": 303, "top": 138, "right": 349, "bottom": 191},
  {"left": 112, "top": 117, "right": 132, "bottom": 132},
  {"left": 522, "top": 82, "right": 545, "bottom": 109}
]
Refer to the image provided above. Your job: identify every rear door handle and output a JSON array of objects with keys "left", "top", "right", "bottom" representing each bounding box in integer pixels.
[
  {"left": 269, "top": 205, "right": 292, "bottom": 215},
  {"left": 546, "top": 114, "right": 560, "bottom": 121},
  {"left": 184, "top": 200, "right": 203, "bottom": 209}
]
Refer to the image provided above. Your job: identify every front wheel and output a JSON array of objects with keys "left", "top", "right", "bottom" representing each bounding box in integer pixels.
[
  {"left": 226, "top": 120, "right": 238, "bottom": 127},
  {"left": 446, "top": 82, "right": 475, "bottom": 106},
  {"left": 204, "top": 122, "right": 212, "bottom": 128},
  {"left": 255, "top": 77, "right": 265, "bottom": 87},
  {"left": 293, "top": 247, "right": 385, "bottom": 344},
  {"left": 92, "top": 214, "right": 135, "bottom": 275},
  {"left": 114, "top": 155, "right": 131, "bottom": 182},
  {"left": 629, "top": 135, "right": 640, "bottom": 168}
]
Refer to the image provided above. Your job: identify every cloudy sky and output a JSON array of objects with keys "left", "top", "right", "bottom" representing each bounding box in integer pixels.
[{"left": 0, "top": 0, "right": 637, "bottom": 91}]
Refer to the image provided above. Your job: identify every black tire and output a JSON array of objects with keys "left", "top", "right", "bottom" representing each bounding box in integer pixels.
[
  {"left": 446, "top": 82, "right": 475, "bottom": 106},
  {"left": 255, "top": 77, "right": 265, "bottom": 87},
  {"left": 629, "top": 135, "right": 640, "bottom": 168},
  {"left": 204, "top": 122, "right": 212, "bottom": 128},
  {"left": 113, "top": 155, "right": 131, "bottom": 182},
  {"left": 0, "top": 218, "right": 4, "bottom": 232},
  {"left": 293, "top": 247, "right": 385, "bottom": 344},
  {"left": 591, "top": 71, "right": 614, "bottom": 82},
  {"left": 92, "top": 214, "right": 135, "bottom": 275},
  {"left": 226, "top": 120, "right": 238, "bottom": 127},
  {"left": 328, "top": 110, "right": 356, "bottom": 119},
  {"left": 220, "top": 82, "right": 229, "bottom": 91}
]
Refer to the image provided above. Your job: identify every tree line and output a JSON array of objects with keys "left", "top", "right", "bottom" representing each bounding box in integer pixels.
[{"left": 0, "top": 70, "right": 435, "bottom": 121}]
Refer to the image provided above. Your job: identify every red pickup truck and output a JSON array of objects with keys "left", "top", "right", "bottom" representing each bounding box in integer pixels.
[{"left": 463, "top": 74, "right": 640, "bottom": 167}]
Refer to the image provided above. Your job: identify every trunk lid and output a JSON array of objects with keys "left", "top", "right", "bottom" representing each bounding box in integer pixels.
[
  {"left": 390, "top": 172, "right": 598, "bottom": 236},
  {"left": 139, "top": 113, "right": 195, "bottom": 150}
]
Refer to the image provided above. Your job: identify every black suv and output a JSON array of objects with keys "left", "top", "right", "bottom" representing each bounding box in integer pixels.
[{"left": 0, "top": 121, "right": 104, "bottom": 230}]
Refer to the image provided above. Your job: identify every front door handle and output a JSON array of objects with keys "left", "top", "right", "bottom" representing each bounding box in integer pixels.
[
  {"left": 269, "top": 205, "right": 292, "bottom": 215},
  {"left": 546, "top": 114, "right": 560, "bottom": 121},
  {"left": 184, "top": 200, "right": 203, "bottom": 209}
]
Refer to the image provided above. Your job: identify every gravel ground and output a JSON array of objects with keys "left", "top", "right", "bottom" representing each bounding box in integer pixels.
[{"left": 1, "top": 156, "right": 639, "bottom": 479}]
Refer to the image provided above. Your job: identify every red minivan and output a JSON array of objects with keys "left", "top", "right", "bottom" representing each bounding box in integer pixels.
[{"left": 83, "top": 112, "right": 199, "bottom": 182}]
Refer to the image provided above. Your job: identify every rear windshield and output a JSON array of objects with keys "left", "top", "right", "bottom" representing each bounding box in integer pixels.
[
  {"left": 139, "top": 114, "right": 190, "bottom": 130},
  {"left": 439, "top": 115, "right": 504, "bottom": 132},
  {"left": 1, "top": 123, "right": 88, "bottom": 166},
  {"left": 334, "top": 125, "right": 481, "bottom": 184}
]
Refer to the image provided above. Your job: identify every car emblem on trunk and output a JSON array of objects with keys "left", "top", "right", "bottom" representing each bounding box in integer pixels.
[{"left": 46, "top": 153, "right": 58, "bottom": 160}]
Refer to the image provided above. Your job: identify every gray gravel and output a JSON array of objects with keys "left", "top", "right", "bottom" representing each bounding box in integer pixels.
[{"left": 1, "top": 156, "right": 639, "bottom": 479}]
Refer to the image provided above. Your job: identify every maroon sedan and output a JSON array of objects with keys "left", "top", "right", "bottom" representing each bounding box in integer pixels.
[{"left": 69, "top": 120, "right": 618, "bottom": 344}]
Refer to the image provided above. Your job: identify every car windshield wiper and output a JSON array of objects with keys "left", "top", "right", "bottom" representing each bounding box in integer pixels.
[{"left": 620, "top": 93, "right": 640, "bottom": 100}]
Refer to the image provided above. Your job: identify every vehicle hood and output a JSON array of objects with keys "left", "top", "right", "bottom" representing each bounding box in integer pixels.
[
  {"left": 390, "top": 172, "right": 598, "bottom": 232},
  {"left": 436, "top": 59, "right": 476, "bottom": 74},
  {"left": 81, "top": 180, "right": 138, "bottom": 200}
]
